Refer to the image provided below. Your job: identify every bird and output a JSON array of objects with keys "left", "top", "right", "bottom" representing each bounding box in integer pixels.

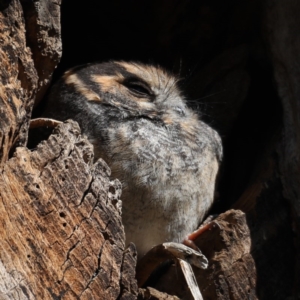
[{"left": 43, "top": 61, "right": 222, "bottom": 258}]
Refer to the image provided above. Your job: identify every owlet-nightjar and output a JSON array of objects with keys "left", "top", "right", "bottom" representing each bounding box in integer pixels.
[{"left": 44, "top": 61, "right": 222, "bottom": 257}]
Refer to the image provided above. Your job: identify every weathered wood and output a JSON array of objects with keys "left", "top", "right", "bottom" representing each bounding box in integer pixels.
[
  {"left": 0, "top": 2, "right": 138, "bottom": 298},
  {"left": 119, "top": 243, "right": 138, "bottom": 300},
  {"left": 21, "top": 0, "right": 62, "bottom": 106},
  {"left": 138, "top": 287, "right": 179, "bottom": 300},
  {"left": 0, "top": 120, "right": 138, "bottom": 299},
  {"left": 0, "top": 0, "right": 38, "bottom": 165},
  {"left": 152, "top": 210, "right": 257, "bottom": 300}
]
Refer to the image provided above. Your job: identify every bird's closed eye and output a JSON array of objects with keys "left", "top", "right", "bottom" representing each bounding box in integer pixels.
[{"left": 123, "top": 78, "right": 153, "bottom": 99}]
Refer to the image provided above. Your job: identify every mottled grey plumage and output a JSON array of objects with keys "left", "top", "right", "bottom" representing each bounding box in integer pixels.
[{"left": 44, "top": 61, "right": 222, "bottom": 257}]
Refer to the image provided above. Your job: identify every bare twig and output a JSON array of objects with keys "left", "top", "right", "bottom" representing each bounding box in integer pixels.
[
  {"left": 179, "top": 259, "right": 204, "bottom": 300},
  {"left": 29, "top": 118, "right": 62, "bottom": 129}
]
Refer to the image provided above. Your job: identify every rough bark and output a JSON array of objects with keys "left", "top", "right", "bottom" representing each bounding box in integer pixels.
[
  {"left": 138, "top": 287, "right": 179, "bottom": 300},
  {"left": 0, "top": 0, "right": 38, "bottom": 165},
  {"left": 151, "top": 210, "right": 256, "bottom": 300},
  {"left": 20, "top": 0, "right": 62, "bottom": 106},
  {"left": 0, "top": 2, "right": 139, "bottom": 298},
  {"left": 0, "top": 120, "right": 138, "bottom": 299}
]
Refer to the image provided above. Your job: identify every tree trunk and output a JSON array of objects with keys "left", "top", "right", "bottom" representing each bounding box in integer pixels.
[
  {"left": 0, "top": 120, "right": 138, "bottom": 299},
  {"left": 0, "top": 1, "right": 138, "bottom": 299}
]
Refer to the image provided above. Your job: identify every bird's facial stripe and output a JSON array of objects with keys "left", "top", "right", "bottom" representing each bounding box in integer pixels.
[
  {"left": 117, "top": 61, "right": 166, "bottom": 89},
  {"left": 117, "top": 62, "right": 145, "bottom": 76},
  {"left": 64, "top": 73, "right": 102, "bottom": 102},
  {"left": 117, "top": 61, "right": 181, "bottom": 100},
  {"left": 63, "top": 68, "right": 74, "bottom": 79},
  {"left": 92, "top": 74, "right": 124, "bottom": 93},
  {"left": 136, "top": 101, "right": 155, "bottom": 110},
  {"left": 92, "top": 73, "right": 136, "bottom": 108},
  {"left": 117, "top": 62, "right": 165, "bottom": 82}
]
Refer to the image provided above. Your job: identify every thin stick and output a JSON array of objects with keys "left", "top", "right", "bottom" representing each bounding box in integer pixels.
[{"left": 179, "top": 259, "right": 204, "bottom": 300}]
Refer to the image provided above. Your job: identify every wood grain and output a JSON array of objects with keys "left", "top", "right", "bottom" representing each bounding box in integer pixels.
[{"left": 0, "top": 120, "right": 138, "bottom": 299}]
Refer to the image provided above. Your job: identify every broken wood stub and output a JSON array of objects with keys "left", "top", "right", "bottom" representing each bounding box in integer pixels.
[
  {"left": 153, "top": 210, "right": 257, "bottom": 300},
  {"left": 193, "top": 210, "right": 256, "bottom": 300},
  {"left": 0, "top": 120, "right": 138, "bottom": 299}
]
